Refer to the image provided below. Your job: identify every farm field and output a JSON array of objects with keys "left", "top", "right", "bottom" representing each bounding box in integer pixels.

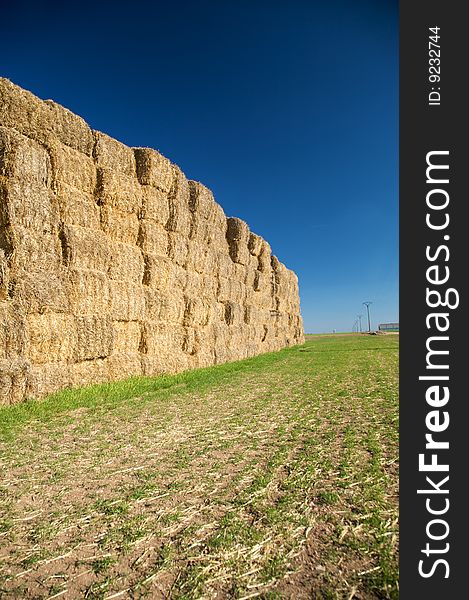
[{"left": 0, "top": 334, "right": 399, "bottom": 599}]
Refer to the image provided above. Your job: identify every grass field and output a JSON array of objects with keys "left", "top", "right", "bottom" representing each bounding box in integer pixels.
[{"left": 0, "top": 334, "right": 399, "bottom": 599}]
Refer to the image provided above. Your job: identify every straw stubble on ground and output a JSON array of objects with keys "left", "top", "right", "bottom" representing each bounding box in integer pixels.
[{"left": 0, "top": 334, "right": 398, "bottom": 599}]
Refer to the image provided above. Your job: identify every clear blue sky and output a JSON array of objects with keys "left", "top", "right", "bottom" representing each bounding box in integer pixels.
[{"left": 2, "top": 0, "right": 398, "bottom": 333}]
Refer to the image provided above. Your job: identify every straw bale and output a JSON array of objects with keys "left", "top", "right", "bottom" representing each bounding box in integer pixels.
[
  {"left": 93, "top": 131, "right": 136, "bottom": 177},
  {"left": 0, "top": 126, "right": 50, "bottom": 185},
  {"left": 201, "top": 274, "right": 218, "bottom": 300},
  {"left": 96, "top": 167, "right": 142, "bottom": 214},
  {"left": 142, "top": 253, "right": 172, "bottom": 289},
  {"left": 183, "top": 296, "right": 211, "bottom": 327},
  {"left": 226, "top": 217, "right": 250, "bottom": 265},
  {"left": 0, "top": 177, "right": 58, "bottom": 230},
  {"left": 12, "top": 269, "right": 71, "bottom": 314},
  {"left": 100, "top": 205, "right": 139, "bottom": 244},
  {"left": 60, "top": 224, "right": 110, "bottom": 272},
  {"left": 26, "top": 312, "right": 77, "bottom": 364},
  {"left": 108, "top": 241, "right": 144, "bottom": 284},
  {"left": 57, "top": 184, "right": 100, "bottom": 229},
  {"left": 253, "top": 270, "right": 268, "bottom": 292},
  {"left": 43, "top": 99, "right": 94, "bottom": 155},
  {"left": 0, "top": 78, "right": 94, "bottom": 155},
  {"left": 141, "top": 354, "right": 187, "bottom": 376},
  {"left": 184, "top": 270, "right": 203, "bottom": 297},
  {"left": 137, "top": 219, "right": 168, "bottom": 256},
  {"left": 0, "top": 249, "right": 10, "bottom": 299},
  {"left": 216, "top": 253, "right": 234, "bottom": 279},
  {"left": 0, "top": 358, "right": 30, "bottom": 405},
  {"left": 10, "top": 227, "right": 61, "bottom": 273},
  {"left": 109, "top": 280, "right": 145, "bottom": 321},
  {"left": 0, "top": 301, "right": 26, "bottom": 358},
  {"left": 140, "top": 185, "right": 170, "bottom": 225},
  {"left": 74, "top": 315, "right": 114, "bottom": 361},
  {"left": 49, "top": 140, "right": 96, "bottom": 194},
  {"left": 134, "top": 147, "right": 174, "bottom": 192},
  {"left": 170, "top": 263, "right": 188, "bottom": 292},
  {"left": 145, "top": 288, "right": 185, "bottom": 323},
  {"left": 248, "top": 232, "right": 263, "bottom": 257},
  {"left": 113, "top": 321, "right": 142, "bottom": 354},
  {"left": 69, "top": 268, "right": 110, "bottom": 317},
  {"left": 217, "top": 277, "right": 245, "bottom": 304},
  {"left": 186, "top": 242, "right": 217, "bottom": 274},
  {"left": 71, "top": 358, "right": 108, "bottom": 389},
  {"left": 223, "top": 301, "right": 244, "bottom": 326},
  {"left": 188, "top": 180, "right": 217, "bottom": 220},
  {"left": 141, "top": 321, "right": 186, "bottom": 361},
  {"left": 27, "top": 362, "right": 72, "bottom": 399},
  {"left": 107, "top": 353, "right": 142, "bottom": 380},
  {"left": 167, "top": 232, "right": 189, "bottom": 266},
  {"left": 166, "top": 168, "right": 192, "bottom": 234},
  {"left": 257, "top": 240, "right": 272, "bottom": 272}
]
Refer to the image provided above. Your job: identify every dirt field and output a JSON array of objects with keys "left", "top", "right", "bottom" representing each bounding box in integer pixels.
[{"left": 0, "top": 335, "right": 399, "bottom": 599}]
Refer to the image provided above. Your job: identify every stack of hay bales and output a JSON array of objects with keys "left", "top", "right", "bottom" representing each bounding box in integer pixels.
[{"left": 0, "top": 78, "right": 304, "bottom": 404}]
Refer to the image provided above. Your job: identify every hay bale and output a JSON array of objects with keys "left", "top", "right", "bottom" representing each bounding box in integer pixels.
[
  {"left": 201, "top": 274, "right": 218, "bottom": 301},
  {"left": 113, "top": 321, "right": 142, "bottom": 354},
  {"left": 10, "top": 227, "right": 61, "bottom": 273},
  {"left": 100, "top": 205, "right": 140, "bottom": 244},
  {"left": 26, "top": 312, "right": 77, "bottom": 364},
  {"left": 223, "top": 301, "right": 244, "bottom": 326},
  {"left": 133, "top": 147, "right": 174, "bottom": 192},
  {"left": 0, "top": 358, "right": 30, "bottom": 405},
  {"left": 11, "top": 269, "right": 71, "bottom": 314},
  {"left": 0, "top": 126, "right": 50, "bottom": 185},
  {"left": 69, "top": 268, "right": 110, "bottom": 317},
  {"left": 188, "top": 180, "right": 217, "bottom": 220},
  {"left": 137, "top": 219, "right": 168, "bottom": 256},
  {"left": 108, "top": 241, "right": 144, "bottom": 284},
  {"left": 74, "top": 315, "right": 114, "bottom": 361},
  {"left": 27, "top": 362, "right": 72, "bottom": 399},
  {"left": 142, "top": 253, "right": 172, "bottom": 289},
  {"left": 107, "top": 353, "right": 142, "bottom": 380},
  {"left": 144, "top": 288, "right": 185, "bottom": 323},
  {"left": 141, "top": 322, "right": 189, "bottom": 372},
  {"left": 248, "top": 232, "right": 263, "bottom": 256},
  {"left": 257, "top": 240, "right": 272, "bottom": 272},
  {"left": 185, "top": 242, "right": 217, "bottom": 275},
  {"left": 57, "top": 185, "right": 100, "bottom": 229},
  {"left": 217, "top": 276, "right": 245, "bottom": 304},
  {"left": 0, "top": 301, "right": 26, "bottom": 358},
  {"left": 140, "top": 185, "right": 170, "bottom": 225},
  {"left": 0, "top": 177, "right": 58, "bottom": 231},
  {"left": 0, "top": 78, "right": 94, "bottom": 155},
  {"left": 60, "top": 224, "right": 110, "bottom": 272},
  {"left": 216, "top": 253, "right": 234, "bottom": 279},
  {"left": 109, "top": 280, "right": 145, "bottom": 321},
  {"left": 96, "top": 167, "right": 142, "bottom": 214},
  {"left": 166, "top": 168, "right": 192, "bottom": 236},
  {"left": 93, "top": 131, "right": 136, "bottom": 177},
  {"left": 49, "top": 140, "right": 96, "bottom": 194},
  {"left": 167, "top": 232, "right": 189, "bottom": 267},
  {"left": 71, "top": 358, "right": 108, "bottom": 388},
  {"left": 226, "top": 218, "right": 250, "bottom": 266},
  {"left": 0, "top": 249, "right": 9, "bottom": 300},
  {"left": 183, "top": 296, "right": 211, "bottom": 327}
]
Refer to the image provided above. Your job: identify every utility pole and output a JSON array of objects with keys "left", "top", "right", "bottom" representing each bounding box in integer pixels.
[
  {"left": 363, "top": 302, "right": 372, "bottom": 332},
  {"left": 357, "top": 314, "right": 362, "bottom": 332}
]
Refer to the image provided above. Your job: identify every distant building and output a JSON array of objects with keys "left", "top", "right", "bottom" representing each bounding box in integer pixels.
[{"left": 378, "top": 322, "right": 399, "bottom": 332}]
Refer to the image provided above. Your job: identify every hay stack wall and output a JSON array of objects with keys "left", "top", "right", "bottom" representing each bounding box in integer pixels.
[{"left": 0, "top": 78, "right": 304, "bottom": 404}]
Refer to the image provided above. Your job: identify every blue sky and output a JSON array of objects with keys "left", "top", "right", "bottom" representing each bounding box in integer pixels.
[{"left": 2, "top": 0, "right": 398, "bottom": 333}]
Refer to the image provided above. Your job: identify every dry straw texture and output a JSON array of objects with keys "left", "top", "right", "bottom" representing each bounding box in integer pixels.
[{"left": 0, "top": 77, "right": 304, "bottom": 404}]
